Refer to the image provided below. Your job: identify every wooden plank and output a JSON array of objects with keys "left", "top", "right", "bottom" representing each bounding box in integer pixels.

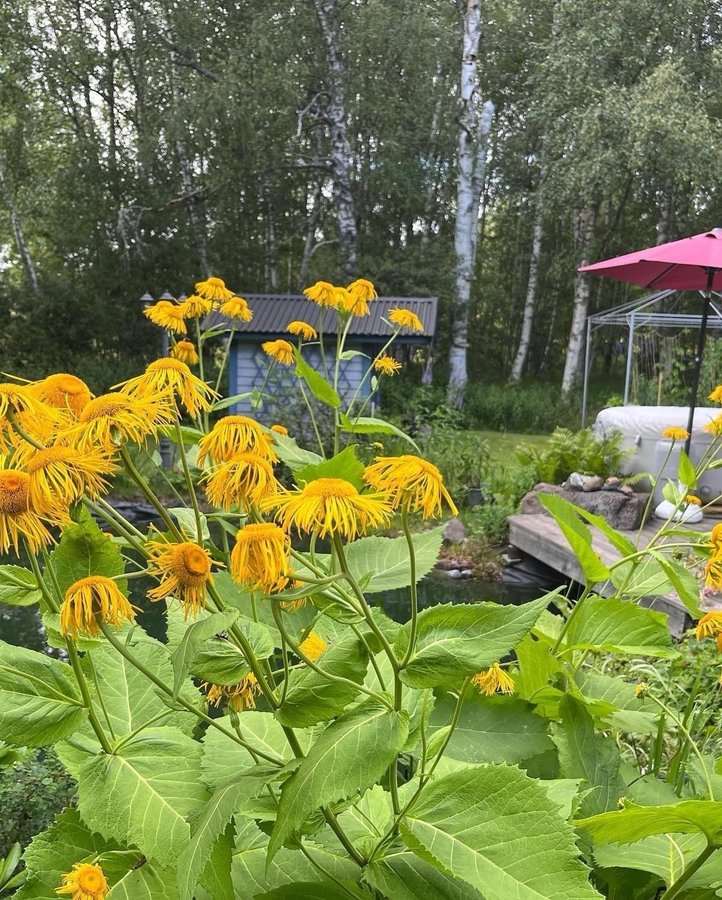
[{"left": 507, "top": 513, "right": 708, "bottom": 637}]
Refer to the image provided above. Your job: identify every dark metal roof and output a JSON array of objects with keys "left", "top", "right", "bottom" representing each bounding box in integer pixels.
[{"left": 205, "top": 294, "right": 437, "bottom": 341}]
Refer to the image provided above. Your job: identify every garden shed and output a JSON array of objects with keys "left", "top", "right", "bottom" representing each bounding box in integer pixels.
[{"left": 208, "top": 294, "right": 437, "bottom": 419}]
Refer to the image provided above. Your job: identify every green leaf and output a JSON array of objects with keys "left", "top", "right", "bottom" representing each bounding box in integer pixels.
[
  {"left": 564, "top": 595, "right": 676, "bottom": 658},
  {"left": 344, "top": 527, "right": 443, "bottom": 593},
  {"left": 255, "top": 884, "right": 360, "bottom": 899},
  {"left": 168, "top": 507, "right": 210, "bottom": 541},
  {"left": 396, "top": 593, "right": 552, "bottom": 689},
  {"left": 268, "top": 700, "right": 409, "bottom": 861},
  {"left": 568, "top": 507, "right": 638, "bottom": 557},
  {"left": 65, "top": 726, "right": 209, "bottom": 868},
  {"left": 574, "top": 672, "right": 659, "bottom": 734},
  {"left": 212, "top": 393, "right": 254, "bottom": 412},
  {"left": 650, "top": 552, "right": 703, "bottom": 618},
  {"left": 678, "top": 449, "right": 698, "bottom": 490},
  {"left": 429, "top": 689, "right": 554, "bottom": 765},
  {"left": 172, "top": 610, "right": 239, "bottom": 699},
  {"left": 536, "top": 493, "right": 611, "bottom": 584},
  {"left": 514, "top": 634, "right": 563, "bottom": 702},
  {"left": 577, "top": 800, "right": 722, "bottom": 844},
  {"left": 161, "top": 423, "right": 205, "bottom": 444},
  {"left": 178, "top": 779, "right": 264, "bottom": 900},
  {"left": 296, "top": 445, "right": 364, "bottom": 490},
  {"left": 270, "top": 432, "right": 324, "bottom": 473},
  {"left": 294, "top": 348, "right": 341, "bottom": 408},
  {"left": 364, "top": 851, "right": 482, "bottom": 899},
  {"left": 401, "top": 765, "right": 601, "bottom": 899},
  {"left": 551, "top": 697, "right": 625, "bottom": 817},
  {"left": 0, "top": 640, "right": 85, "bottom": 746},
  {"left": 0, "top": 565, "right": 42, "bottom": 606},
  {"left": 50, "top": 513, "right": 125, "bottom": 593},
  {"left": 339, "top": 412, "right": 419, "bottom": 450},
  {"left": 276, "top": 633, "right": 368, "bottom": 727}
]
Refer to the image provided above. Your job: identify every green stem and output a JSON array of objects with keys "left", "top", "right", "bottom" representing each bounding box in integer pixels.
[
  {"left": 663, "top": 843, "right": 717, "bottom": 900},
  {"left": 346, "top": 328, "right": 400, "bottom": 416},
  {"left": 646, "top": 693, "right": 715, "bottom": 799},
  {"left": 83, "top": 499, "right": 147, "bottom": 556},
  {"left": 214, "top": 327, "right": 236, "bottom": 395},
  {"left": 87, "top": 653, "right": 116, "bottom": 740},
  {"left": 636, "top": 443, "right": 675, "bottom": 547},
  {"left": 297, "top": 378, "right": 326, "bottom": 457},
  {"left": 552, "top": 585, "right": 591, "bottom": 654},
  {"left": 399, "top": 506, "right": 418, "bottom": 669},
  {"left": 174, "top": 417, "right": 204, "bottom": 542},
  {"left": 119, "top": 445, "right": 183, "bottom": 540},
  {"left": 7, "top": 410, "right": 44, "bottom": 449}
]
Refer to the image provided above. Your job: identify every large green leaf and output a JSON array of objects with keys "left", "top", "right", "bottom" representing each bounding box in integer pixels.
[
  {"left": 339, "top": 412, "right": 419, "bottom": 450},
  {"left": 0, "top": 640, "right": 86, "bottom": 746},
  {"left": 396, "top": 593, "right": 552, "bottom": 689},
  {"left": 85, "top": 634, "right": 197, "bottom": 736},
  {"left": 270, "top": 432, "right": 324, "bottom": 473},
  {"left": 551, "top": 697, "right": 625, "bottom": 817},
  {"left": 344, "top": 527, "right": 443, "bottom": 593},
  {"left": 574, "top": 672, "right": 659, "bottom": 734},
  {"left": 276, "top": 633, "right": 368, "bottom": 727},
  {"left": 0, "top": 564, "right": 42, "bottom": 606},
  {"left": 177, "top": 778, "right": 265, "bottom": 900},
  {"left": 296, "top": 445, "right": 364, "bottom": 490},
  {"left": 294, "top": 349, "right": 341, "bottom": 408},
  {"left": 577, "top": 800, "right": 722, "bottom": 844},
  {"left": 268, "top": 700, "right": 409, "bottom": 861},
  {"left": 50, "top": 511, "right": 125, "bottom": 593},
  {"left": 564, "top": 595, "right": 676, "bottom": 658},
  {"left": 569, "top": 507, "right": 637, "bottom": 557},
  {"left": 536, "top": 493, "right": 611, "bottom": 584},
  {"left": 429, "top": 690, "right": 554, "bottom": 765},
  {"left": 364, "top": 851, "right": 482, "bottom": 899},
  {"left": 65, "top": 726, "right": 209, "bottom": 867},
  {"left": 400, "top": 765, "right": 601, "bottom": 899},
  {"left": 514, "top": 634, "right": 563, "bottom": 702},
  {"left": 172, "top": 610, "right": 239, "bottom": 698},
  {"left": 650, "top": 551, "right": 703, "bottom": 618}
]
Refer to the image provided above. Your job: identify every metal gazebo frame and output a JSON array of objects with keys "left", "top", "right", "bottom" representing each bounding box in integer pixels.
[{"left": 581, "top": 289, "right": 722, "bottom": 424}]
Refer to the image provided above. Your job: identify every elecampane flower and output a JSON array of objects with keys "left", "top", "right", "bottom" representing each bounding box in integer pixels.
[
  {"left": 203, "top": 675, "right": 260, "bottom": 711},
  {"left": 230, "top": 522, "right": 291, "bottom": 593},
  {"left": 472, "top": 662, "right": 515, "bottom": 696},
  {"left": 287, "top": 320, "right": 317, "bottom": 341},
  {"left": 57, "top": 862, "right": 109, "bottom": 900},
  {"left": 709, "top": 385, "right": 722, "bottom": 403},
  {"left": 115, "top": 358, "right": 218, "bottom": 419},
  {"left": 298, "top": 631, "right": 327, "bottom": 661},
  {"left": 695, "top": 610, "right": 722, "bottom": 638},
  {"left": 0, "top": 469, "right": 54, "bottom": 554},
  {"left": 262, "top": 340, "right": 294, "bottom": 366},
  {"left": 19, "top": 444, "right": 116, "bottom": 510},
  {"left": 220, "top": 296, "right": 253, "bottom": 321},
  {"left": 198, "top": 415, "right": 277, "bottom": 465},
  {"left": 303, "top": 280, "right": 340, "bottom": 308},
  {"left": 364, "top": 454, "right": 458, "bottom": 519},
  {"left": 64, "top": 392, "right": 174, "bottom": 451},
  {"left": 373, "top": 355, "right": 401, "bottom": 376},
  {"left": 144, "top": 300, "right": 188, "bottom": 334},
  {"left": 31, "top": 374, "right": 92, "bottom": 418},
  {"left": 662, "top": 426, "right": 689, "bottom": 441},
  {"left": 0, "top": 383, "right": 44, "bottom": 419},
  {"left": 178, "top": 294, "right": 213, "bottom": 318},
  {"left": 195, "top": 275, "right": 234, "bottom": 303},
  {"left": 388, "top": 307, "right": 423, "bottom": 333},
  {"left": 265, "top": 477, "right": 391, "bottom": 541},
  {"left": 60, "top": 576, "right": 136, "bottom": 638},
  {"left": 147, "top": 539, "right": 215, "bottom": 618},
  {"left": 204, "top": 452, "right": 279, "bottom": 509},
  {"left": 170, "top": 340, "right": 200, "bottom": 366}
]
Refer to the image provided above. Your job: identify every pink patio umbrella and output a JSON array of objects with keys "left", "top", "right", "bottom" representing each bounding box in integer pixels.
[{"left": 580, "top": 227, "right": 722, "bottom": 452}]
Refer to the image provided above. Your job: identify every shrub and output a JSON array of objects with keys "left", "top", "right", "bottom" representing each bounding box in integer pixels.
[
  {"left": 463, "top": 382, "right": 580, "bottom": 433},
  {"left": 516, "top": 426, "right": 632, "bottom": 484}
]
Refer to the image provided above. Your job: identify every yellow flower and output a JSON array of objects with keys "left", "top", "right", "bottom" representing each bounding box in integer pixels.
[
  {"left": 344, "top": 278, "right": 377, "bottom": 316},
  {"left": 287, "top": 320, "right": 317, "bottom": 341},
  {"left": 147, "top": 539, "right": 215, "bottom": 618},
  {"left": 197, "top": 415, "right": 277, "bottom": 466},
  {"left": 265, "top": 477, "right": 391, "bottom": 541},
  {"left": 262, "top": 339, "right": 295, "bottom": 367},
  {"left": 634, "top": 682, "right": 648, "bottom": 698},
  {"left": 709, "top": 385, "right": 722, "bottom": 403},
  {"left": 19, "top": 445, "right": 116, "bottom": 510},
  {"left": 60, "top": 576, "right": 136, "bottom": 638},
  {"left": 220, "top": 296, "right": 253, "bottom": 321},
  {"left": 303, "top": 280, "right": 341, "bottom": 308},
  {"left": 299, "top": 632, "right": 327, "bottom": 662},
  {"left": 0, "top": 383, "right": 43, "bottom": 419},
  {"left": 204, "top": 452, "right": 279, "bottom": 510},
  {"left": 364, "top": 455, "right": 458, "bottom": 519},
  {"left": 695, "top": 610, "right": 722, "bottom": 639},
  {"left": 231, "top": 522, "right": 291, "bottom": 593},
  {"left": 271, "top": 424, "right": 289, "bottom": 437},
  {"left": 143, "top": 300, "right": 188, "bottom": 334},
  {"left": 178, "top": 294, "right": 213, "bottom": 318},
  {"left": 712, "top": 524, "right": 722, "bottom": 548},
  {"left": 706, "top": 414, "right": 722, "bottom": 436},
  {"left": 170, "top": 340, "right": 200, "bottom": 366},
  {"left": 686, "top": 494, "right": 702, "bottom": 506},
  {"left": 32, "top": 374, "right": 92, "bottom": 418},
  {"left": 471, "top": 662, "right": 515, "bottom": 696},
  {"left": 203, "top": 675, "right": 260, "bottom": 711},
  {"left": 64, "top": 392, "right": 174, "bottom": 451},
  {"left": 0, "top": 468, "right": 54, "bottom": 554},
  {"left": 116, "top": 358, "right": 218, "bottom": 419},
  {"left": 717, "top": 633, "right": 722, "bottom": 653},
  {"left": 57, "top": 862, "right": 109, "bottom": 900},
  {"left": 195, "top": 275, "right": 234, "bottom": 303},
  {"left": 705, "top": 555, "right": 722, "bottom": 591},
  {"left": 662, "top": 426, "right": 689, "bottom": 441},
  {"left": 373, "top": 355, "right": 401, "bottom": 376},
  {"left": 388, "top": 308, "right": 423, "bottom": 333}
]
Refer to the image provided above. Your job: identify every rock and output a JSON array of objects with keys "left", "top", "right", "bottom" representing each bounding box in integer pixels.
[
  {"left": 443, "top": 517, "right": 467, "bottom": 544},
  {"left": 520, "top": 483, "right": 650, "bottom": 530},
  {"left": 606, "top": 476, "right": 621, "bottom": 485},
  {"left": 565, "top": 472, "right": 604, "bottom": 492},
  {"left": 460, "top": 569, "right": 474, "bottom": 579},
  {"left": 447, "top": 569, "right": 462, "bottom": 579},
  {"left": 565, "top": 472, "right": 585, "bottom": 490},
  {"left": 581, "top": 475, "right": 604, "bottom": 492},
  {"left": 619, "top": 484, "right": 633, "bottom": 495}
]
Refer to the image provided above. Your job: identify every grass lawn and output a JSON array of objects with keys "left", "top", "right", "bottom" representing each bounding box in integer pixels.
[{"left": 474, "top": 429, "right": 549, "bottom": 463}]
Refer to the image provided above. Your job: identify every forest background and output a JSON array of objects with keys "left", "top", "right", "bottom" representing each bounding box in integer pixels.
[{"left": 1, "top": 0, "right": 721, "bottom": 409}]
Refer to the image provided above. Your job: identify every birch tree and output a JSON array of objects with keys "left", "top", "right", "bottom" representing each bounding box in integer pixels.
[
  {"left": 560, "top": 204, "right": 596, "bottom": 396},
  {"left": 448, "top": 0, "right": 493, "bottom": 405}
]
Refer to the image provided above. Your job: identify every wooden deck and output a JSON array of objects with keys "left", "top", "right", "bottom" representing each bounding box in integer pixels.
[{"left": 507, "top": 513, "right": 713, "bottom": 636}]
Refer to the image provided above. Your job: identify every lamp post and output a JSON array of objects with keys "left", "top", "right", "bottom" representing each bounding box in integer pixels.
[{"left": 139, "top": 291, "right": 173, "bottom": 468}]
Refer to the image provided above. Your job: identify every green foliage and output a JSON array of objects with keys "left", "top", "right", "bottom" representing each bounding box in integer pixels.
[
  {"left": 517, "top": 427, "right": 632, "bottom": 484},
  {"left": 463, "top": 384, "right": 580, "bottom": 433}
]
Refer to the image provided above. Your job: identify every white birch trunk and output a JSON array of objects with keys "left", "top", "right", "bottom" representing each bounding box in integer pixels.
[
  {"left": 0, "top": 152, "right": 40, "bottom": 297},
  {"left": 312, "top": 0, "right": 358, "bottom": 279},
  {"left": 561, "top": 205, "right": 596, "bottom": 396},
  {"left": 508, "top": 177, "right": 544, "bottom": 384},
  {"left": 448, "top": 0, "right": 493, "bottom": 405}
]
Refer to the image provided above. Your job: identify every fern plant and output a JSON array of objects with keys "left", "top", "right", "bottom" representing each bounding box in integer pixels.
[{"left": 516, "top": 427, "right": 633, "bottom": 485}]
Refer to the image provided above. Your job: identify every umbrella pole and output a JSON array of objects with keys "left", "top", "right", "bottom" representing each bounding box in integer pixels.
[{"left": 684, "top": 268, "right": 715, "bottom": 455}]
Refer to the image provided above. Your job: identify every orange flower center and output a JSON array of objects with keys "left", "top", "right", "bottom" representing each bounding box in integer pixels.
[
  {"left": 179, "top": 544, "right": 211, "bottom": 578},
  {"left": 81, "top": 394, "right": 130, "bottom": 421},
  {"left": 48, "top": 374, "right": 87, "bottom": 395},
  {"left": 78, "top": 868, "right": 104, "bottom": 891},
  {"left": 25, "top": 447, "right": 73, "bottom": 472},
  {"left": 0, "top": 471, "right": 30, "bottom": 514},
  {"left": 148, "top": 357, "right": 188, "bottom": 374},
  {"left": 303, "top": 478, "right": 358, "bottom": 499},
  {"left": 238, "top": 522, "right": 286, "bottom": 543}
]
